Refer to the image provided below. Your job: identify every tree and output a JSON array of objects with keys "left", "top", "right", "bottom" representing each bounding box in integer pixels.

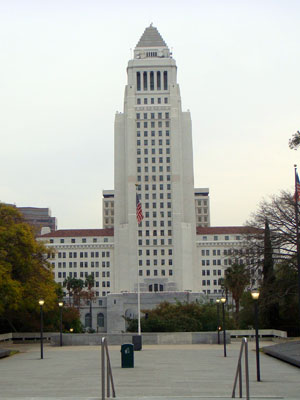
[
  {"left": 125, "top": 301, "right": 236, "bottom": 333},
  {"left": 0, "top": 203, "right": 59, "bottom": 332},
  {"left": 72, "top": 279, "right": 85, "bottom": 308},
  {"left": 223, "top": 264, "right": 250, "bottom": 320},
  {"left": 289, "top": 131, "right": 300, "bottom": 150},
  {"left": 247, "top": 191, "right": 298, "bottom": 265},
  {"left": 63, "top": 276, "right": 74, "bottom": 304},
  {"left": 259, "top": 219, "right": 279, "bottom": 327}
]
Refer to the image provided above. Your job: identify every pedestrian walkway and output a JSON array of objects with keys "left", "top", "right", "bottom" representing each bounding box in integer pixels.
[{"left": 0, "top": 341, "right": 299, "bottom": 399}]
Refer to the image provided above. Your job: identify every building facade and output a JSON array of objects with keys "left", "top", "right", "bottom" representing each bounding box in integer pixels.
[
  {"left": 102, "top": 188, "right": 210, "bottom": 229},
  {"left": 18, "top": 207, "right": 57, "bottom": 234},
  {"left": 114, "top": 25, "right": 197, "bottom": 293},
  {"left": 194, "top": 188, "right": 210, "bottom": 227},
  {"left": 38, "top": 26, "right": 260, "bottom": 333}
]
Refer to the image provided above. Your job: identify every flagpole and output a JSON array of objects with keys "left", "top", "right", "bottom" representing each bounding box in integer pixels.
[
  {"left": 135, "top": 184, "right": 141, "bottom": 337},
  {"left": 294, "top": 165, "right": 300, "bottom": 329}
]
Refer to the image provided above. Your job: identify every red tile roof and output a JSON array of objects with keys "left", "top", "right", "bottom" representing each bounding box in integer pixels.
[
  {"left": 196, "top": 226, "right": 262, "bottom": 235},
  {"left": 38, "top": 228, "right": 114, "bottom": 238}
]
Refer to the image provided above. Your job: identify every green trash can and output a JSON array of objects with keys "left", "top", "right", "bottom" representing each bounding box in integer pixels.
[{"left": 121, "top": 343, "right": 134, "bottom": 368}]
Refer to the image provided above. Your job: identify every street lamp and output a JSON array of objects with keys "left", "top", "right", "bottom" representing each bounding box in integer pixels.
[
  {"left": 38, "top": 299, "right": 45, "bottom": 359},
  {"left": 220, "top": 297, "right": 227, "bottom": 357},
  {"left": 216, "top": 299, "right": 221, "bottom": 344},
  {"left": 58, "top": 301, "right": 64, "bottom": 347},
  {"left": 70, "top": 328, "right": 74, "bottom": 333},
  {"left": 251, "top": 289, "right": 261, "bottom": 382}
]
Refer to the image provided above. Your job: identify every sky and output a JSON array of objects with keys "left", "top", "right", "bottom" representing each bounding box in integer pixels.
[{"left": 1, "top": 0, "right": 300, "bottom": 229}]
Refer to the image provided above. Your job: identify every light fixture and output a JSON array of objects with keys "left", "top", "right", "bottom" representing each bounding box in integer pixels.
[
  {"left": 251, "top": 290, "right": 260, "bottom": 300},
  {"left": 58, "top": 301, "right": 64, "bottom": 307},
  {"left": 220, "top": 297, "right": 226, "bottom": 304},
  {"left": 216, "top": 299, "right": 220, "bottom": 303},
  {"left": 39, "top": 299, "right": 45, "bottom": 306}
]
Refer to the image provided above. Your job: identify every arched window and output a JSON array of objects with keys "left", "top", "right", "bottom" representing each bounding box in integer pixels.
[
  {"left": 143, "top": 72, "right": 148, "bottom": 90},
  {"left": 85, "top": 313, "right": 91, "bottom": 328},
  {"left": 154, "top": 283, "right": 158, "bottom": 292},
  {"left": 137, "top": 72, "right": 141, "bottom": 91},
  {"left": 97, "top": 313, "right": 104, "bottom": 327},
  {"left": 149, "top": 284, "right": 153, "bottom": 292},
  {"left": 159, "top": 284, "right": 164, "bottom": 292}
]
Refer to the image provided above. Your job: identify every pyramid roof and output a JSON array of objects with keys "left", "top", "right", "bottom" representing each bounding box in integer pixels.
[{"left": 136, "top": 25, "right": 167, "bottom": 48}]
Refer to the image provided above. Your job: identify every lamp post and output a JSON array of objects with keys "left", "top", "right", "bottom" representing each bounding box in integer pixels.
[
  {"left": 70, "top": 328, "right": 74, "bottom": 333},
  {"left": 251, "top": 290, "right": 261, "bottom": 382},
  {"left": 58, "top": 301, "right": 63, "bottom": 347},
  {"left": 216, "top": 299, "right": 220, "bottom": 344},
  {"left": 221, "top": 297, "right": 227, "bottom": 357},
  {"left": 38, "top": 299, "right": 44, "bottom": 359}
]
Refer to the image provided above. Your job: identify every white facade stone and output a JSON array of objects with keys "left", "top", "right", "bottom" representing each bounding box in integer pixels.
[{"left": 114, "top": 25, "right": 197, "bottom": 293}]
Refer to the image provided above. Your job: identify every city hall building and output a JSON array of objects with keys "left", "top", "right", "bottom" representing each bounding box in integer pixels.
[{"left": 39, "top": 26, "right": 255, "bottom": 332}]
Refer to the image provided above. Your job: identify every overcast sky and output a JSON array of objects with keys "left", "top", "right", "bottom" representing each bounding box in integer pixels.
[{"left": 1, "top": 0, "right": 299, "bottom": 229}]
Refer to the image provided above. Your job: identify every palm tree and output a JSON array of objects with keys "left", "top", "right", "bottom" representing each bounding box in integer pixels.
[
  {"left": 85, "top": 274, "right": 95, "bottom": 329},
  {"left": 224, "top": 263, "right": 250, "bottom": 319},
  {"left": 72, "top": 278, "right": 85, "bottom": 308},
  {"left": 63, "top": 276, "right": 75, "bottom": 305}
]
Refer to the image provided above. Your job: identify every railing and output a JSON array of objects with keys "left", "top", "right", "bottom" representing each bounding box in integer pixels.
[
  {"left": 101, "top": 337, "right": 116, "bottom": 400},
  {"left": 232, "top": 337, "right": 250, "bottom": 399}
]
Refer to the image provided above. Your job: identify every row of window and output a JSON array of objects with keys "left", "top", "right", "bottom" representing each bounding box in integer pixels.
[
  {"left": 137, "top": 148, "right": 171, "bottom": 155},
  {"left": 202, "top": 269, "right": 222, "bottom": 276},
  {"left": 201, "top": 235, "right": 242, "bottom": 241},
  {"left": 55, "top": 251, "right": 110, "bottom": 259},
  {"left": 141, "top": 220, "right": 172, "bottom": 227},
  {"left": 201, "top": 259, "right": 222, "bottom": 266},
  {"left": 137, "top": 130, "right": 170, "bottom": 137},
  {"left": 64, "top": 290, "right": 109, "bottom": 297},
  {"left": 136, "top": 112, "right": 169, "bottom": 120},
  {"left": 139, "top": 248, "right": 172, "bottom": 256},
  {"left": 137, "top": 97, "right": 168, "bottom": 105},
  {"left": 138, "top": 269, "right": 173, "bottom": 276},
  {"left": 137, "top": 157, "right": 171, "bottom": 164},
  {"left": 104, "top": 201, "right": 114, "bottom": 207},
  {"left": 137, "top": 121, "right": 169, "bottom": 128},
  {"left": 138, "top": 259, "right": 173, "bottom": 266},
  {"left": 138, "top": 239, "right": 172, "bottom": 246},
  {"left": 201, "top": 249, "right": 244, "bottom": 256},
  {"left": 50, "top": 237, "right": 109, "bottom": 244},
  {"left": 196, "top": 200, "right": 208, "bottom": 206},
  {"left": 137, "top": 166, "right": 171, "bottom": 173},
  {"left": 142, "top": 211, "right": 172, "bottom": 219},
  {"left": 138, "top": 229, "right": 172, "bottom": 236},
  {"left": 54, "top": 261, "right": 110, "bottom": 268},
  {"left": 136, "top": 71, "right": 168, "bottom": 91},
  {"left": 143, "top": 202, "right": 172, "bottom": 209},
  {"left": 136, "top": 184, "right": 172, "bottom": 192},
  {"left": 137, "top": 139, "right": 170, "bottom": 146},
  {"left": 202, "top": 279, "right": 222, "bottom": 286}
]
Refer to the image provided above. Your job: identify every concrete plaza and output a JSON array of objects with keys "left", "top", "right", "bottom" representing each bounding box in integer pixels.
[{"left": 0, "top": 340, "right": 299, "bottom": 400}]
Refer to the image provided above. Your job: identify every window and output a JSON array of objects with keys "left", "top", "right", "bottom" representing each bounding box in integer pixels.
[
  {"left": 143, "top": 71, "right": 147, "bottom": 90},
  {"left": 60, "top": 239, "right": 64, "bottom": 243},
  {"left": 163, "top": 71, "right": 168, "bottom": 90},
  {"left": 137, "top": 72, "right": 141, "bottom": 91},
  {"left": 97, "top": 313, "right": 105, "bottom": 328}
]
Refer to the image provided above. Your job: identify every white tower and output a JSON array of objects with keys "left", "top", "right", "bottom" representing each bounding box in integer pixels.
[{"left": 114, "top": 25, "right": 198, "bottom": 293}]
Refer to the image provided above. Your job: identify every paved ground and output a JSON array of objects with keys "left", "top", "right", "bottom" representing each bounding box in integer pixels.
[
  {"left": 263, "top": 341, "right": 300, "bottom": 367},
  {"left": 0, "top": 341, "right": 299, "bottom": 400}
]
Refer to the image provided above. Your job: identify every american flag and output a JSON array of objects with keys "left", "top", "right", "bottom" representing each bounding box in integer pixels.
[
  {"left": 295, "top": 172, "right": 300, "bottom": 202},
  {"left": 136, "top": 193, "right": 144, "bottom": 224}
]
